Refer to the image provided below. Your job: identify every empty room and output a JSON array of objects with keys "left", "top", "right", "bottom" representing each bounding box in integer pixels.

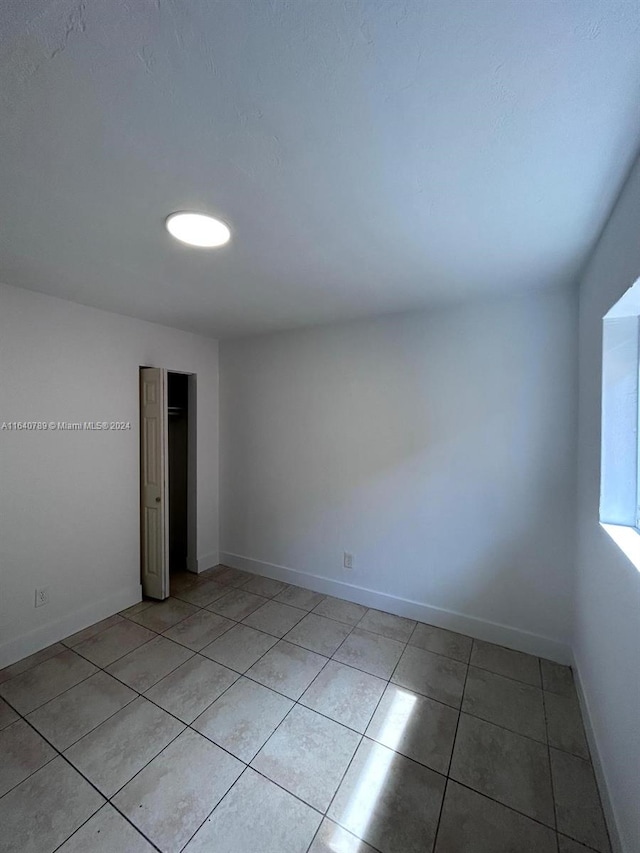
[{"left": 0, "top": 1, "right": 639, "bottom": 852}]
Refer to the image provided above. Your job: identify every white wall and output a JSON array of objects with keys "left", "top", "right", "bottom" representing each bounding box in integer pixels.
[
  {"left": 0, "top": 284, "right": 219, "bottom": 667},
  {"left": 220, "top": 287, "right": 577, "bottom": 659},
  {"left": 575, "top": 155, "right": 640, "bottom": 853}
]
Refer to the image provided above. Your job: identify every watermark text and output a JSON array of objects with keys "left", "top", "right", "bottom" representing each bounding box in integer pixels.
[{"left": 1, "top": 421, "right": 132, "bottom": 431}]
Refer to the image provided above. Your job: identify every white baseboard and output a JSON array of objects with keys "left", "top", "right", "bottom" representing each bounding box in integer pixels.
[
  {"left": 219, "top": 551, "right": 572, "bottom": 664},
  {"left": 197, "top": 551, "right": 219, "bottom": 574},
  {"left": 572, "top": 657, "right": 622, "bottom": 853},
  {"left": 0, "top": 584, "right": 142, "bottom": 670}
]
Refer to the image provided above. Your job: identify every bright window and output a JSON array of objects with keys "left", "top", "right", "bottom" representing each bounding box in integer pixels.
[{"left": 600, "top": 279, "right": 640, "bottom": 568}]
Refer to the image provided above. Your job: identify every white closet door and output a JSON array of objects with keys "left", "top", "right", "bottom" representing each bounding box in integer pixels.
[{"left": 140, "top": 367, "right": 169, "bottom": 599}]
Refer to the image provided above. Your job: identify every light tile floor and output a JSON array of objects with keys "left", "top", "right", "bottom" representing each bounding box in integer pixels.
[{"left": 0, "top": 566, "right": 612, "bottom": 853}]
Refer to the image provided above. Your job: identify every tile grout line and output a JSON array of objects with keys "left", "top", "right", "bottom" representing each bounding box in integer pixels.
[
  {"left": 311, "top": 626, "right": 416, "bottom": 851},
  {"left": 103, "top": 642, "right": 198, "bottom": 693},
  {"left": 1, "top": 596, "right": 545, "bottom": 749},
  {"left": 0, "top": 575, "right": 599, "bottom": 853},
  {"left": 0, "top": 680, "right": 141, "bottom": 797},
  {"left": 541, "top": 657, "right": 560, "bottom": 842},
  {"left": 80, "top": 592, "right": 364, "bottom": 851},
  {"left": 310, "top": 610, "right": 483, "bottom": 847},
  {"left": 124, "top": 585, "right": 373, "bottom": 850},
  {"left": 1, "top": 666, "right": 99, "bottom": 718},
  {"left": 439, "top": 778, "right": 561, "bottom": 835},
  {"left": 455, "top": 705, "right": 585, "bottom": 755},
  {"left": 0, "top": 728, "right": 59, "bottom": 800},
  {"left": 13, "top": 712, "right": 166, "bottom": 853},
  {"left": 0, "top": 702, "right": 574, "bottom": 846},
  {"left": 174, "top": 764, "right": 254, "bottom": 852},
  {"left": 51, "top": 801, "right": 165, "bottom": 853},
  {"left": 438, "top": 645, "right": 561, "bottom": 838},
  {"left": 0, "top": 577, "right": 258, "bottom": 853},
  {"left": 431, "top": 777, "right": 451, "bottom": 853},
  {"left": 467, "top": 658, "right": 545, "bottom": 690},
  {"left": 430, "top": 638, "right": 473, "bottom": 853},
  {"left": 201, "top": 604, "right": 412, "bottom": 850},
  {"left": 0, "top": 595, "right": 592, "bottom": 762},
  {"left": 2, "top": 582, "right": 558, "bottom": 700},
  {"left": 0, "top": 579, "right": 417, "bottom": 852}
]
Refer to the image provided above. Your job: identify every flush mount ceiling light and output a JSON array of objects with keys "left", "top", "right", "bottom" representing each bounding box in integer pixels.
[{"left": 165, "top": 211, "right": 231, "bottom": 248}]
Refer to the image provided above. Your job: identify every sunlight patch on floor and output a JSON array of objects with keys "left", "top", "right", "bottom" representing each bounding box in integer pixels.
[{"left": 330, "top": 689, "right": 417, "bottom": 850}]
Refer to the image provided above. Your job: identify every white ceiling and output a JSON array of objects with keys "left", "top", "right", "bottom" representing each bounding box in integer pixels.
[{"left": 1, "top": 1, "right": 639, "bottom": 338}]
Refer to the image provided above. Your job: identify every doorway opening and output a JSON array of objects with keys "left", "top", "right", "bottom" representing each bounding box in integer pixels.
[{"left": 140, "top": 367, "right": 197, "bottom": 599}]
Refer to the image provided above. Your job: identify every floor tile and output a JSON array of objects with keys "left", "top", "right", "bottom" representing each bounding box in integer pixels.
[
  {"left": 328, "top": 738, "right": 445, "bottom": 853},
  {"left": 285, "top": 612, "right": 352, "bottom": 656},
  {"left": 0, "top": 643, "right": 66, "bottom": 685},
  {"left": 450, "top": 713, "right": 554, "bottom": 826},
  {"left": 551, "top": 748, "right": 611, "bottom": 852},
  {"left": 0, "top": 719, "right": 56, "bottom": 797},
  {"left": 120, "top": 600, "right": 154, "bottom": 618},
  {"left": 409, "top": 623, "right": 472, "bottom": 663},
  {"left": 545, "top": 691, "right": 589, "bottom": 759},
  {"left": 203, "top": 565, "right": 254, "bottom": 587},
  {"left": 462, "top": 665, "right": 546, "bottom": 741},
  {"left": 64, "top": 696, "right": 184, "bottom": 797},
  {"left": 27, "top": 671, "right": 136, "bottom": 750},
  {"left": 471, "top": 640, "right": 541, "bottom": 687},
  {"left": 313, "top": 596, "right": 367, "bottom": 626},
  {"left": 163, "top": 609, "right": 234, "bottom": 650},
  {"left": 106, "top": 636, "right": 193, "bottom": 692},
  {"left": 183, "top": 768, "right": 321, "bottom": 853},
  {"left": 252, "top": 704, "right": 360, "bottom": 811},
  {"left": 434, "top": 780, "right": 557, "bottom": 853},
  {"left": 247, "top": 640, "right": 327, "bottom": 699},
  {"left": 0, "top": 649, "right": 97, "bottom": 714},
  {"left": 73, "top": 620, "right": 155, "bottom": 667},
  {"left": 127, "top": 597, "right": 199, "bottom": 632},
  {"left": 0, "top": 597, "right": 614, "bottom": 853},
  {"left": 333, "top": 627, "right": 404, "bottom": 679},
  {"left": 62, "top": 615, "right": 125, "bottom": 648},
  {"left": 358, "top": 609, "right": 416, "bottom": 643},
  {"left": 558, "top": 835, "right": 600, "bottom": 853},
  {"left": 0, "top": 697, "right": 19, "bottom": 730},
  {"left": 194, "top": 676, "right": 293, "bottom": 762},
  {"left": 275, "top": 585, "right": 326, "bottom": 611},
  {"left": 201, "top": 623, "right": 277, "bottom": 672},
  {"left": 145, "top": 654, "right": 238, "bottom": 723},
  {"left": 392, "top": 645, "right": 466, "bottom": 707},
  {"left": 169, "top": 571, "right": 201, "bottom": 595},
  {"left": 0, "top": 756, "right": 104, "bottom": 853},
  {"left": 113, "top": 729, "right": 243, "bottom": 853},
  {"left": 300, "top": 660, "right": 386, "bottom": 733},
  {"left": 309, "top": 818, "right": 379, "bottom": 853},
  {"left": 366, "top": 683, "right": 457, "bottom": 774},
  {"left": 207, "top": 588, "right": 269, "bottom": 620},
  {"left": 243, "top": 600, "right": 306, "bottom": 637},
  {"left": 541, "top": 659, "right": 576, "bottom": 696},
  {"left": 196, "top": 564, "right": 228, "bottom": 580},
  {"left": 57, "top": 804, "right": 156, "bottom": 852},
  {"left": 241, "top": 575, "right": 288, "bottom": 598},
  {"left": 172, "top": 578, "right": 228, "bottom": 607}
]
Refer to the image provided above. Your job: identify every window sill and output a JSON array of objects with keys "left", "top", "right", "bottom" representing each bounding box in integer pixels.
[{"left": 600, "top": 523, "right": 640, "bottom": 572}]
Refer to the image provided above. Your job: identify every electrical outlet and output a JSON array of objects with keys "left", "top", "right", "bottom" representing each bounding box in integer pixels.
[
  {"left": 35, "top": 587, "right": 49, "bottom": 608},
  {"left": 343, "top": 552, "right": 353, "bottom": 570}
]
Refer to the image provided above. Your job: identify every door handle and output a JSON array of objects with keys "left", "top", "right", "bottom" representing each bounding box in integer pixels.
[{"left": 155, "top": 497, "right": 161, "bottom": 503}]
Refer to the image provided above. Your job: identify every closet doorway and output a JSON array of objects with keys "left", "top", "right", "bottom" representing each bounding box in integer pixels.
[{"left": 140, "top": 367, "right": 197, "bottom": 599}]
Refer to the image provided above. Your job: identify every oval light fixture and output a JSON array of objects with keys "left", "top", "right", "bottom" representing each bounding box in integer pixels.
[{"left": 165, "top": 211, "right": 231, "bottom": 248}]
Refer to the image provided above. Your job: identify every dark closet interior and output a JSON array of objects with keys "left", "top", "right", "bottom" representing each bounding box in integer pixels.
[{"left": 168, "top": 372, "right": 189, "bottom": 573}]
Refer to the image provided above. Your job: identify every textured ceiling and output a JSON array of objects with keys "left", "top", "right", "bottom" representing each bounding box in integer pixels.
[{"left": 1, "top": 0, "right": 640, "bottom": 338}]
